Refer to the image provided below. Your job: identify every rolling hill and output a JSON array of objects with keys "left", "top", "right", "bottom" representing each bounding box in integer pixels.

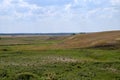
[{"left": 56, "top": 30, "right": 120, "bottom": 49}]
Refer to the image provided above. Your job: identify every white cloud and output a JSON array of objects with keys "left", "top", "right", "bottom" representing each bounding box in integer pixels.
[
  {"left": 0, "top": 0, "right": 118, "bottom": 20},
  {"left": 86, "top": 8, "right": 101, "bottom": 18},
  {"left": 18, "top": 0, "right": 41, "bottom": 10},
  {"left": 1, "top": 0, "right": 12, "bottom": 8},
  {"left": 65, "top": 3, "right": 72, "bottom": 11},
  {"left": 0, "top": 0, "right": 44, "bottom": 19},
  {"left": 82, "top": 0, "right": 101, "bottom": 4},
  {"left": 74, "top": 0, "right": 79, "bottom": 4},
  {"left": 110, "top": 0, "right": 120, "bottom": 5},
  {"left": 86, "top": 6, "right": 120, "bottom": 20},
  {"left": 0, "top": 0, "right": 120, "bottom": 22}
]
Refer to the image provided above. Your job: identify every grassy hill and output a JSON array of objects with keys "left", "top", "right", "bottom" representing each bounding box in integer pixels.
[
  {"left": 0, "top": 31, "right": 120, "bottom": 80},
  {"left": 56, "top": 31, "right": 120, "bottom": 49}
]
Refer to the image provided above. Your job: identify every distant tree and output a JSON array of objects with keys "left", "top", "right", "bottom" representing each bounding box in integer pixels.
[
  {"left": 72, "top": 33, "right": 76, "bottom": 35},
  {"left": 79, "top": 32, "right": 86, "bottom": 34},
  {"left": 0, "top": 37, "right": 1, "bottom": 40}
]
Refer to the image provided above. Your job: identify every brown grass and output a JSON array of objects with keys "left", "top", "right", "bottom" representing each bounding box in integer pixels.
[{"left": 55, "top": 30, "right": 120, "bottom": 49}]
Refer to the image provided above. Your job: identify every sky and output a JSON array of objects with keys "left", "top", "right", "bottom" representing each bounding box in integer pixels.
[{"left": 0, "top": 0, "right": 120, "bottom": 33}]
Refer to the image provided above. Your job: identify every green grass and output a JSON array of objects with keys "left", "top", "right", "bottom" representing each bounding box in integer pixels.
[{"left": 0, "top": 36, "right": 120, "bottom": 80}]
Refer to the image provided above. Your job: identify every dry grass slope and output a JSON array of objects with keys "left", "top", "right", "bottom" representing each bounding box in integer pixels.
[{"left": 56, "top": 30, "right": 120, "bottom": 49}]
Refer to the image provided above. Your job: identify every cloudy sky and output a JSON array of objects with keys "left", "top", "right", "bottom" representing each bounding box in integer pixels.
[{"left": 0, "top": 0, "right": 120, "bottom": 33}]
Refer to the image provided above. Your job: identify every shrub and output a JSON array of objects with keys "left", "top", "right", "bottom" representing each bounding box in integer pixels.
[
  {"left": 0, "top": 69, "right": 8, "bottom": 78},
  {"left": 2, "top": 49, "right": 8, "bottom": 51},
  {"left": 14, "top": 72, "right": 39, "bottom": 80},
  {"left": 43, "top": 72, "right": 58, "bottom": 80},
  {"left": 16, "top": 51, "right": 23, "bottom": 54}
]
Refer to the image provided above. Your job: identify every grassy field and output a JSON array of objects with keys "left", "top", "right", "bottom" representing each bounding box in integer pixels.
[{"left": 0, "top": 34, "right": 120, "bottom": 80}]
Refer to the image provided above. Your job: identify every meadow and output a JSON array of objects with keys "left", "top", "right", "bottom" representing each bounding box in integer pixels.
[{"left": 0, "top": 35, "right": 120, "bottom": 80}]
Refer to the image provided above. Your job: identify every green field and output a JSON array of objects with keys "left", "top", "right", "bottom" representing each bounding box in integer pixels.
[{"left": 0, "top": 36, "right": 120, "bottom": 80}]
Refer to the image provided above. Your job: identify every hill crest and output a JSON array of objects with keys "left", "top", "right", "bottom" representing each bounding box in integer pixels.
[{"left": 55, "top": 30, "right": 120, "bottom": 49}]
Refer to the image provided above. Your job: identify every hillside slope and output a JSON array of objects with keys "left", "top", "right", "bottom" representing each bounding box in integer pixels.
[{"left": 56, "top": 31, "right": 120, "bottom": 49}]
